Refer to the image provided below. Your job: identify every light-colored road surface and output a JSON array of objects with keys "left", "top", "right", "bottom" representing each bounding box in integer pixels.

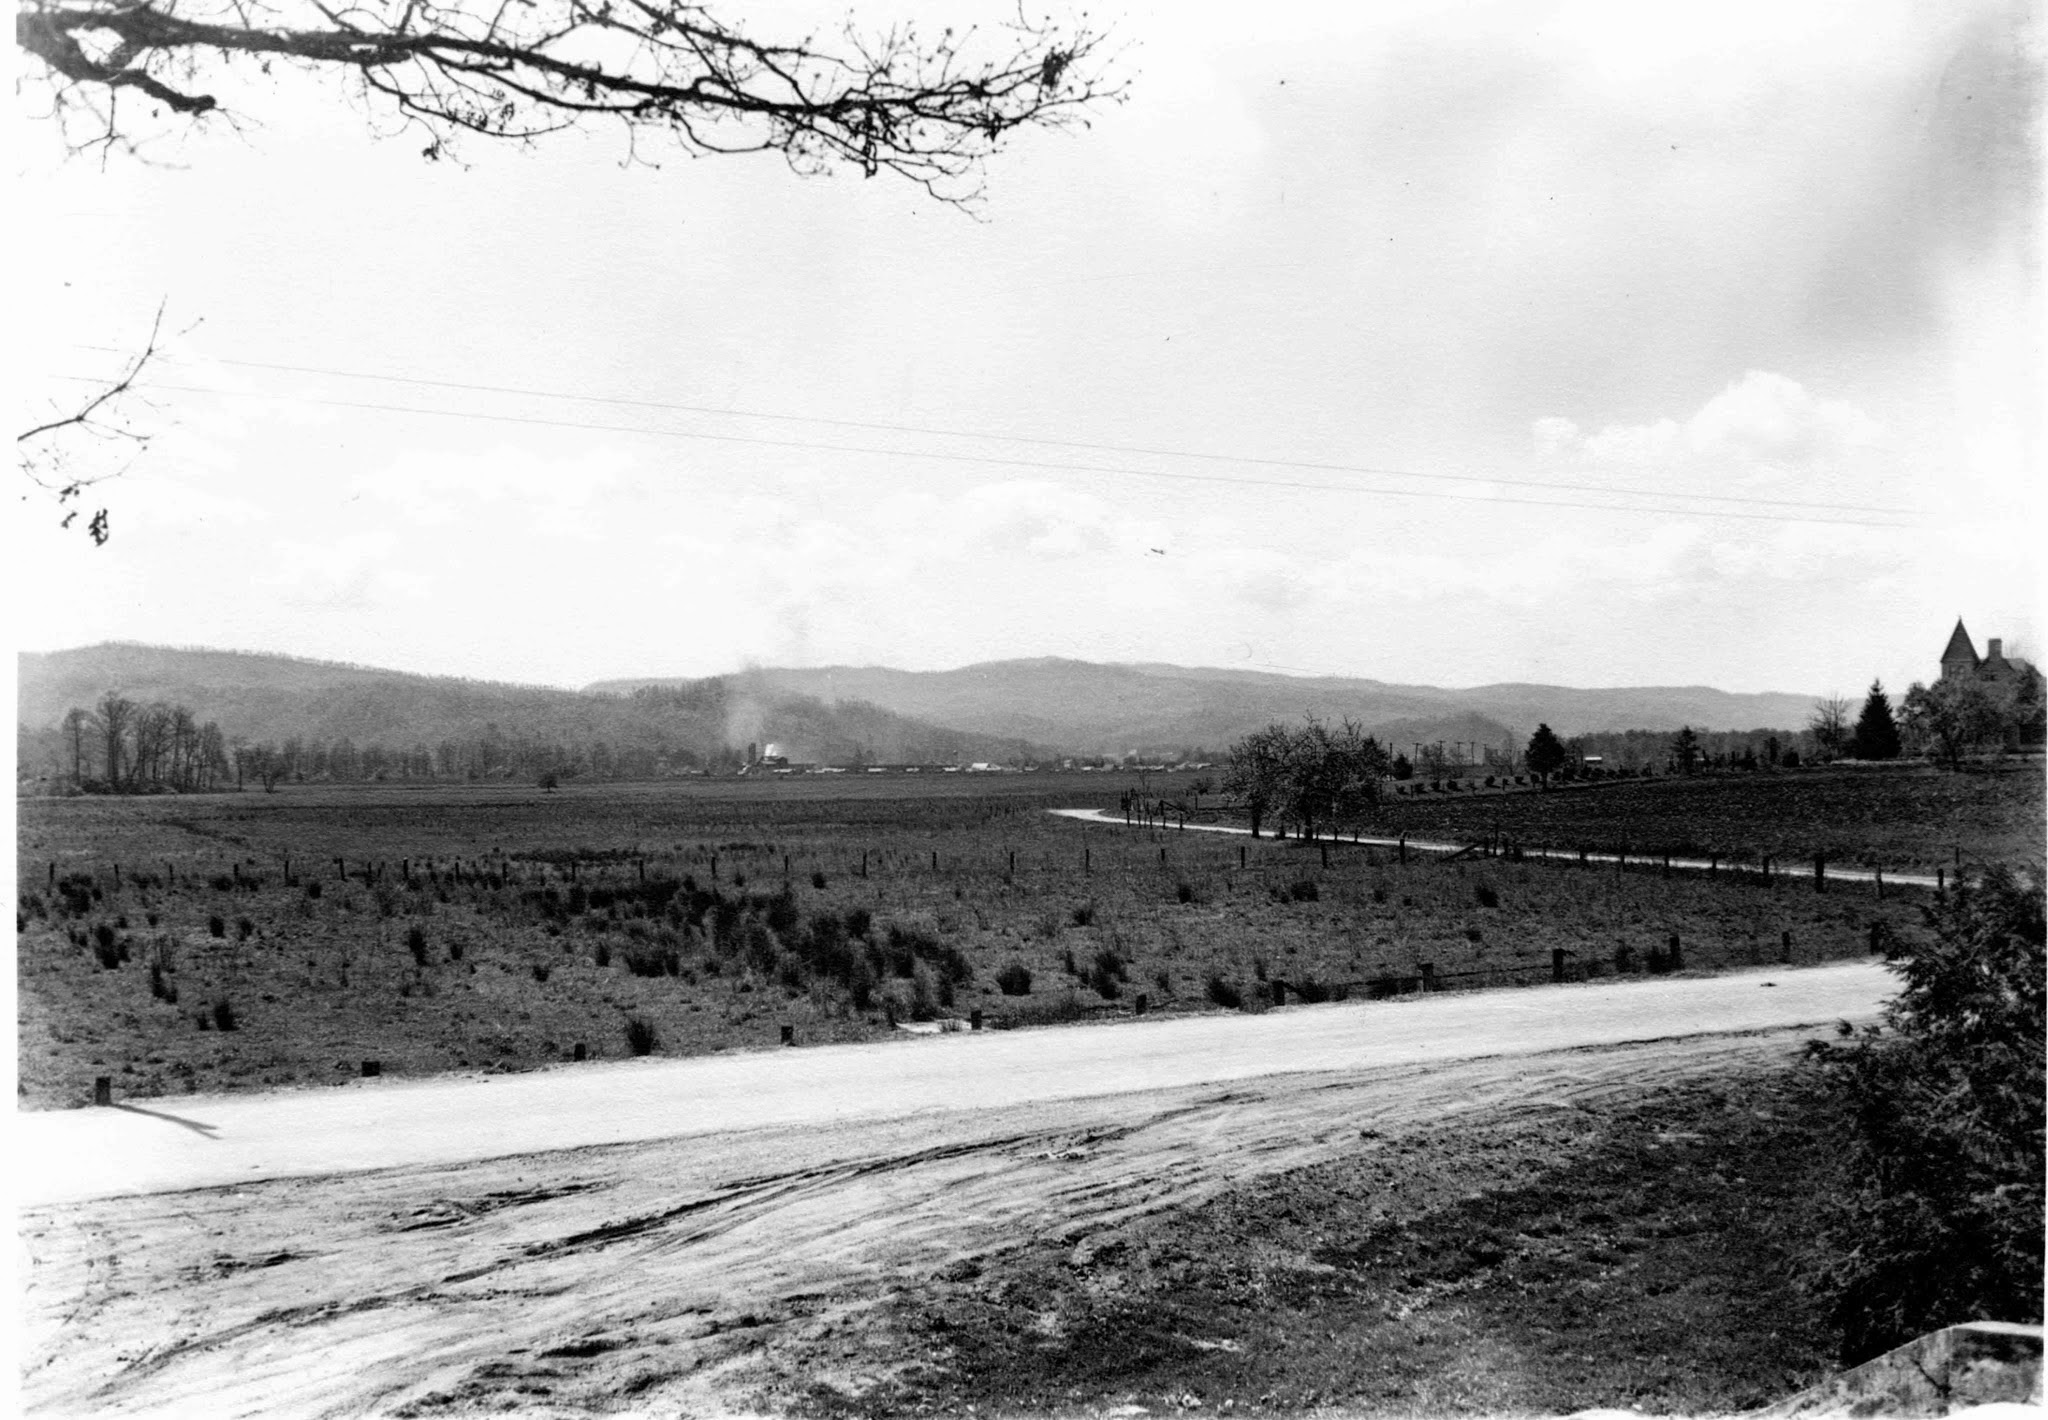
[
  {"left": 18, "top": 962, "right": 1894, "bottom": 1418},
  {"left": 1050, "top": 806, "right": 1944, "bottom": 887},
  {"left": 15, "top": 961, "right": 1889, "bottom": 1207}
]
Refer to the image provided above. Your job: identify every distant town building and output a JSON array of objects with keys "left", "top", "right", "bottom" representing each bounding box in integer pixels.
[{"left": 1938, "top": 619, "right": 2042, "bottom": 694}]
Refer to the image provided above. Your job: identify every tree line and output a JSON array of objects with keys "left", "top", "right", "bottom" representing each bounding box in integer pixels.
[
  {"left": 24, "top": 689, "right": 751, "bottom": 793},
  {"left": 1810, "top": 675, "right": 2043, "bottom": 771}
]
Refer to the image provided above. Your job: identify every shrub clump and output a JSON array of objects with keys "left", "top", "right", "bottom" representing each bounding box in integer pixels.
[
  {"left": 1803, "top": 865, "right": 2044, "bottom": 1363},
  {"left": 624, "top": 1016, "right": 658, "bottom": 1056},
  {"left": 995, "top": 961, "right": 1034, "bottom": 996},
  {"left": 1205, "top": 974, "right": 1244, "bottom": 1010}
]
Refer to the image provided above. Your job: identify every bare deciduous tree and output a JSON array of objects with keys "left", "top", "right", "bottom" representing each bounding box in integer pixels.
[
  {"left": 1809, "top": 694, "right": 1852, "bottom": 762},
  {"left": 95, "top": 692, "right": 136, "bottom": 787}
]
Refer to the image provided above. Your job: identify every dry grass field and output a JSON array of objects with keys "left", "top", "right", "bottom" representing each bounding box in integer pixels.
[{"left": 14, "top": 769, "right": 1989, "bottom": 1108}]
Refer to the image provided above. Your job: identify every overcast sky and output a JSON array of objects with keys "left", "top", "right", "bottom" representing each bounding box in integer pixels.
[{"left": 13, "top": 0, "right": 2041, "bottom": 699}]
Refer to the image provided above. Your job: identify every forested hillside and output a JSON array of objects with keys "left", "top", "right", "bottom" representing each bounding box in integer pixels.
[{"left": 17, "top": 646, "right": 1041, "bottom": 788}]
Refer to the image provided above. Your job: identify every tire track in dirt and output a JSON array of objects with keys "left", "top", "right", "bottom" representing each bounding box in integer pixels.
[{"left": 22, "top": 1025, "right": 1852, "bottom": 1418}]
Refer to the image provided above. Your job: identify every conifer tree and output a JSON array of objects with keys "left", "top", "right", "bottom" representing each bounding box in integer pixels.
[
  {"left": 1851, "top": 679, "right": 1902, "bottom": 761},
  {"left": 1525, "top": 723, "right": 1568, "bottom": 784}
]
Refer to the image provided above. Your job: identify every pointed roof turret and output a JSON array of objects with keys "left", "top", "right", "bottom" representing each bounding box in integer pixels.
[{"left": 1941, "top": 618, "right": 1979, "bottom": 669}]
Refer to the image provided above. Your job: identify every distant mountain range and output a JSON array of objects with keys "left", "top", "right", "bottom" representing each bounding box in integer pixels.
[
  {"left": 590, "top": 658, "right": 1819, "bottom": 756},
  {"left": 19, "top": 644, "right": 1818, "bottom": 767}
]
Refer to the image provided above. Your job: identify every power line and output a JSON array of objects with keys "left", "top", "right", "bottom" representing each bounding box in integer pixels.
[
  {"left": 52, "top": 373, "right": 1916, "bottom": 528},
  {"left": 70, "top": 345, "right": 1915, "bottom": 519}
]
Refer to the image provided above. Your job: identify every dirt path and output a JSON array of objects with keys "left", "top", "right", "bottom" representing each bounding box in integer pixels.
[
  {"left": 1048, "top": 807, "right": 1944, "bottom": 887},
  {"left": 23, "top": 1028, "right": 1861, "bottom": 1419},
  {"left": 16, "top": 965, "right": 1891, "bottom": 1418},
  {"left": 18, "top": 963, "right": 1889, "bottom": 1206}
]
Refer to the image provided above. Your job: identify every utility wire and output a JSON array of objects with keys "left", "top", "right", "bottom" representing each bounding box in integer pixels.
[
  {"left": 68, "top": 345, "right": 1915, "bottom": 520},
  {"left": 71, "top": 375, "right": 1917, "bottom": 529}
]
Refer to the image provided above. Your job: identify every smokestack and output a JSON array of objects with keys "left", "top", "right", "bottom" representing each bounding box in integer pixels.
[{"left": 1989, "top": 639, "right": 2003, "bottom": 659}]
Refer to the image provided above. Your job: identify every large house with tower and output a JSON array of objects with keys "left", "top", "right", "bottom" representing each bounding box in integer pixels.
[
  {"left": 1938, "top": 619, "right": 2041, "bottom": 693},
  {"left": 1938, "top": 619, "right": 2045, "bottom": 748}
]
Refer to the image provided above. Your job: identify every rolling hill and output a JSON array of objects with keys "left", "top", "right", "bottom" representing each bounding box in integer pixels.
[
  {"left": 589, "top": 658, "right": 1819, "bottom": 756},
  {"left": 19, "top": 644, "right": 1819, "bottom": 771},
  {"left": 16, "top": 645, "right": 1043, "bottom": 770}
]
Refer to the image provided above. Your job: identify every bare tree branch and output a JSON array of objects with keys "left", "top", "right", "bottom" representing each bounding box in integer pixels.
[
  {"left": 17, "top": 300, "right": 172, "bottom": 544},
  {"left": 17, "top": 0, "right": 1125, "bottom": 204}
]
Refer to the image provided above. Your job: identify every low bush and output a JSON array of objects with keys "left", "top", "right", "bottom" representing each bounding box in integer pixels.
[
  {"left": 207, "top": 914, "right": 226, "bottom": 939},
  {"left": 211, "top": 996, "right": 238, "bottom": 1032},
  {"left": 1205, "top": 974, "right": 1243, "bottom": 1009},
  {"left": 1293, "top": 975, "right": 1332, "bottom": 1004},
  {"left": 1287, "top": 879, "right": 1319, "bottom": 903},
  {"left": 408, "top": 924, "right": 428, "bottom": 964},
  {"left": 623, "top": 1015, "right": 658, "bottom": 1055},
  {"left": 1175, "top": 881, "right": 1197, "bottom": 904},
  {"left": 1476, "top": 883, "right": 1499, "bottom": 909},
  {"left": 1804, "top": 865, "right": 2044, "bottom": 1363},
  {"left": 995, "top": 961, "right": 1033, "bottom": 996},
  {"left": 1070, "top": 902, "right": 1097, "bottom": 927},
  {"left": 623, "top": 947, "right": 678, "bottom": 977},
  {"left": 1088, "top": 958, "right": 1121, "bottom": 1000}
]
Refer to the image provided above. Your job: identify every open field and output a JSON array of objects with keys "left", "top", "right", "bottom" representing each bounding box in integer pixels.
[
  {"left": 1370, "top": 762, "right": 2044, "bottom": 872},
  {"left": 17, "top": 774, "right": 1938, "bottom": 1107}
]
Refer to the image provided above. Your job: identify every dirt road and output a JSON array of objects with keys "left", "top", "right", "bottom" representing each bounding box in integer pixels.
[
  {"left": 16, "top": 963, "right": 1891, "bottom": 1418},
  {"left": 17, "top": 963, "right": 1888, "bottom": 1207},
  {"left": 1049, "top": 807, "right": 1943, "bottom": 887}
]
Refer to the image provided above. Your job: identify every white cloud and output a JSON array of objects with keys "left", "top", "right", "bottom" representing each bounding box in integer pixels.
[{"left": 1540, "top": 371, "right": 1885, "bottom": 489}]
